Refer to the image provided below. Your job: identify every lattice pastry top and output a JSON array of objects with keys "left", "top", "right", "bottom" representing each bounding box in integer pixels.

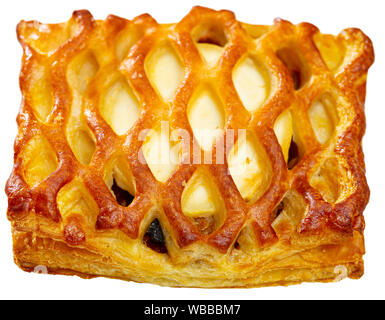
[{"left": 6, "top": 6, "right": 374, "bottom": 287}]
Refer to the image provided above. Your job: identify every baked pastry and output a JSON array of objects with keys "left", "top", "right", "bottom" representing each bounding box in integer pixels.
[{"left": 6, "top": 6, "right": 374, "bottom": 287}]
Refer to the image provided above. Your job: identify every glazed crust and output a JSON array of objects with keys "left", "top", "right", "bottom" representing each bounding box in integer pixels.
[{"left": 6, "top": 6, "right": 374, "bottom": 287}]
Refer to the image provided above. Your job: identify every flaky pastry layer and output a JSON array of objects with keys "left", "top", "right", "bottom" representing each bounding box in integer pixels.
[{"left": 13, "top": 229, "right": 364, "bottom": 288}]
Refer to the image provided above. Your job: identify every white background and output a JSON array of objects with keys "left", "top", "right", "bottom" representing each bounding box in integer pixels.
[{"left": 0, "top": 0, "right": 384, "bottom": 300}]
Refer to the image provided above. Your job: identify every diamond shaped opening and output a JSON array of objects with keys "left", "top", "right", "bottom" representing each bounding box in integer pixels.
[
  {"left": 232, "top": 56, "right": 269, "bottom": 112},
  {"left": 181, "top": 168, "right": 225, "bottom": 234},
  {"left": 142, "top": 125, "right": 181, "bottom": 183},
  {"left": 143, "top": 219, "right": 168, "bottom": 254},
  {"left": 104, "top": 156, "right": 136, "bottom": 206},
  {"left": 100, "top": 77, "right": 141, "bottom": 136},
  {"left": 271, "top": 190, "right": 307, "bottom": 236},
  {"left": 187, "top": 86, "right": 225, "bottom": 151},
  {"left": 21, "top": 135, "right": 58, "bottom": 187},
  {"left": 313, "top": 33, "right": 346, "bottom": 71},
  {"left": 67, "top": 126, "right": 96, "bottom": 165},
  {"left": 227, "top": 130, "right": 271, "bottom": 203},
  {"left": 274, "top": 109, "right": 293, "bottom": 163},
  {"left": 276, "top": 47, "right": 310, "bottom": 90},
  {"left": 57, "top": 178, "right": 98, "bottom": 224},
  {"left": 67, "top": 51, "right": 99, "bottom": 94},
  {"left": 145, "top": 42, "right": 184, "bottom": 101},
  {"left": 192, "top": 22, "right": 227, "bottom": 68},
  {"left": 30, "top": 62, "right": 54, "bottom": 122},
  {"left": 192, "top": 22, "right": 228, "bottom": 47},
  {"left": 231, "top": 224, "right": 257, "bottom": 255},
  {"left": 309, "top": 93, "right": 338, "bottom": 145},
  {"left": 309, "top": 157, "right": 351, "bottom": 204}
]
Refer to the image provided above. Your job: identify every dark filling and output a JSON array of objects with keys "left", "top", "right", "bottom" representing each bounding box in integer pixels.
[
  {"left": 271, "top": 201, "right": 284, "bottom": 221},
  {"left": 276, "top": 48, "right": 307, "bottom": 90},
  {"left": 195, "top": 25, "right": 227, "bottom": 47},
  {"left": 287, "top": 138, "right": 299, "bottom": 169},
  {"left": 111, "top": 179, "right": 134, "bottom": 207},
  {"left": 143, "top": 219, "right": 168, "bottom": 254},
  {"left": 291, "top": 69, "right": 301, "bottom": 90},
  {"left": 197, "top": 36, "right": 223, "bottom": 46}
]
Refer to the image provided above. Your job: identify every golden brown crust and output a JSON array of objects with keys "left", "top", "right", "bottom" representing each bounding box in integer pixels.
[{"left": 6, "top": 6, "right": 374, "bottom": 287}]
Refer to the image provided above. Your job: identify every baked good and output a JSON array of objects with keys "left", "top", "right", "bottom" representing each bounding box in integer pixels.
[{"left": 6, "top": 6, "right": 374, "bottom": 287}]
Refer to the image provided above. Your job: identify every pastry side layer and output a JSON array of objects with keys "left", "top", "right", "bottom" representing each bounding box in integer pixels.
[
  {"left": 13, "top": 229, "right": 364, "bottom": 288},
  {"left": 6, "top": 6, "right": 374, "bottom": 287}
]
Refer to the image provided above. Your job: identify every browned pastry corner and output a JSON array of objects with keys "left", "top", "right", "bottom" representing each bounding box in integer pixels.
[{"left": 6, "top": 6, "right": 374, "bottom": 287}]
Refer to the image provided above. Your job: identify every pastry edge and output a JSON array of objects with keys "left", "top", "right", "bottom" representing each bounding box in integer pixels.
[{"left": 12, "top": 230, "right": 364, "bottom": 288}]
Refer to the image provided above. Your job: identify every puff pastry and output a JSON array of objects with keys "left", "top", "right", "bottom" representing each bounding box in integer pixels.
[{"left": 6, "top": 6, "right": 374, "bottom": 287}]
